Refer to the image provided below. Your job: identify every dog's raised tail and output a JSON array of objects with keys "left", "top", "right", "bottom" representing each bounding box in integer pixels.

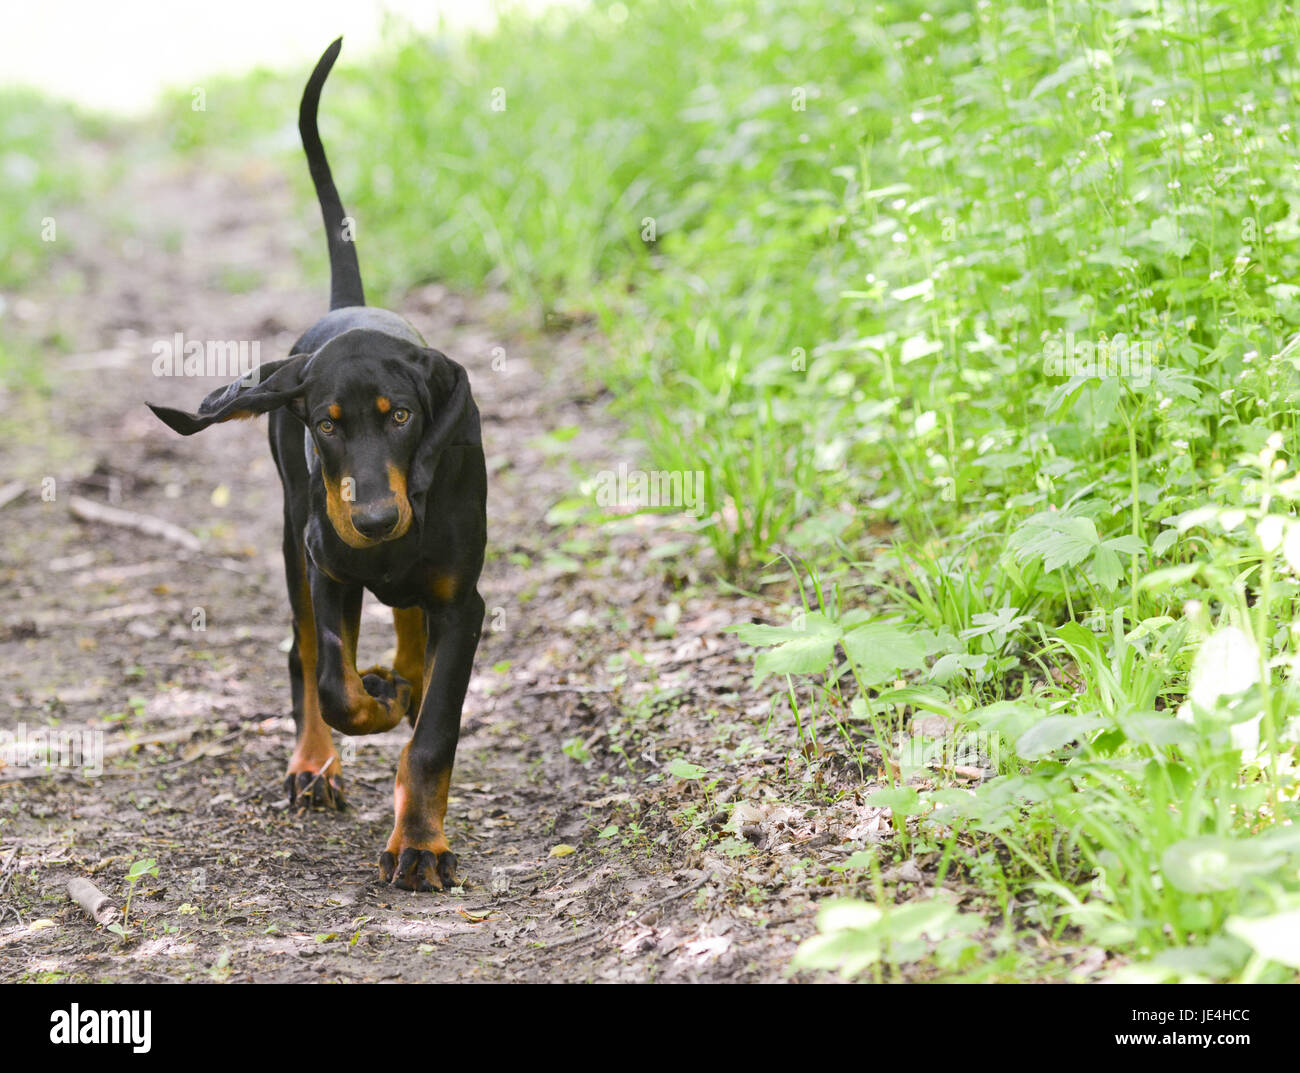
[{"left": 300, "top": 37, "right": 365, "bottom": 311}]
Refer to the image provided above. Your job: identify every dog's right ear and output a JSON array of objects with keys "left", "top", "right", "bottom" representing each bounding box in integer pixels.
[
  {"left": 147, "top": 353, "right": 313, "bottom": 435},
  {"left": 406, "top": 349, "right": 476, "bottom": 521}
]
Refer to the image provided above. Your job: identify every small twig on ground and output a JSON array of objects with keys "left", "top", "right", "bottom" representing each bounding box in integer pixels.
[
  {"left": 100, "top": 725, "right": 205, "bottom": 760},
  {"left": 296, "top": 755, "right": 335, "bottom": 800},
  {"left": 0, "top": 729, "right": 243, "bottom": 784},
  {"left": 0, "top": 481, "right": 25, "bottom": 510},
  {"left": 187, "top": 554, "right": 255, "bottom": 576},
  {"left": 67, "top": 877, "right": 121, "bottom": 926},
  {"left": 68, "top": 494, "right": 201, "bottom": 552},
  {"left": 522, "top": 684, "right": 614, "bottom": 697},
  {"left": 0, "top": 847, "right": 20, "bottom": 897},
  {"left": 99, "top": 729, "right": 244, "bottom": 777},
  {"left": 653, "top": 641, "right": 746, "bottom": 669}
]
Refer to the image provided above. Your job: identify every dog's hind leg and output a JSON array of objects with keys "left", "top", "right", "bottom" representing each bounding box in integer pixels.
[{"left": 283, "top": 536, "right": 345, "bottom": 810}]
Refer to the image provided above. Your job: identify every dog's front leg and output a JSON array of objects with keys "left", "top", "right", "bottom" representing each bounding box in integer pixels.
[
  {"left": 285, "top": 547, "right": 346, "bottom": 810},
  {"left": 380, "top": 588, "right": 484, "bottom": 891},
  {"left": 310, "top": 566, "right": 413, "bottom": 735}
]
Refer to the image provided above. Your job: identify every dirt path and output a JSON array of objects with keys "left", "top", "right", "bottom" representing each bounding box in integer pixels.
[{"left": 0, "top": 145, "right": 886, "bottom": 983}]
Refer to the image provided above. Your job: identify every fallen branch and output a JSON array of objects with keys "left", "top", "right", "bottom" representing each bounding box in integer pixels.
[
  {"left": 295, "top": 755, "right": 335, "bottom": 801},
  {"left": 85, "top": 601, "right": 169, "bottom": 623},
  {"left": 200, "top": 555, "right": 254, "bottom": 576},
  {"left": 522, "top": 684, "right": 613, "bottom": 697},
  {"left": 67, "top": 877, "right": 120, "bottom": 926},
  {"left": 0, "top": 481, "right": 24, "bottom": 510},
  {"left": 101, "top": 725, "right": 201, "bottom": 760},
  {"left": 653, "top": 641, "right": 746, "bottom": 669},
  {"left": 0, "top": 847, "right": 19, "bottom": 898},
  {"left": 68, "top": 495, "right": 201, "bottom": 552},
  {"left": 0, "top": 729, "right": 241, "bottom": 783}
]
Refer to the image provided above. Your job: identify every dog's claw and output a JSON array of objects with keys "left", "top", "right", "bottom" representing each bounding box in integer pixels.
[
  {"left": 285, "top": 767, "right": 346, "bottom": 811},
  {"left": 380, "top": 847, "right": 457, "bottom": 892}
]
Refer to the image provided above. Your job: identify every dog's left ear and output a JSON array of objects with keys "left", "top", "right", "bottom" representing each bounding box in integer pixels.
[
  {"left": 147, "top": 353, "right": 313, "bottom": 435},
  {"left": 407, "top": 348, "right": 477, "bottom": 519}
]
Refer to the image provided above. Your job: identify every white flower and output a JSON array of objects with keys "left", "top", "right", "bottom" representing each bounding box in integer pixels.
[
  {"left": 1189, "top": 625, "right": 1259, "bottom": 707},
  {"left": 1257, "top": 515, "right": 1285, "bottom": 552}
]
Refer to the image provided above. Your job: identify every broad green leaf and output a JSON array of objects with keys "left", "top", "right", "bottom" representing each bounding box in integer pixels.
[
  {"left": 1009, "top": 513, "right": 1099, "bottom": 571},
  {"left": 1014, "top": 714, "right": 1106, "bottom": 758},
  {"left": 1162, "top": 836, "right": 1286, "bottom": 893},
  {"left": 965, "top": 701, "right": 1041, "bottom": 741},
  {"left": 1117, "top": 712, "right": 1199, "bottom": 749},
  {"left": 842, "top": 622, "right": 928, "bottom": 684},
  {"left": 1137, "top": 563, "right": 1200, "bottom": 592},
  {"left": 667, "top": 758, "right": 707, "bottom": 780},
  {"left": 728, "top": 612, "right": 840, "bottom": 647},
  {"left": 754, "top": 634, "right": 837, "bottom": 679},
  {"left": 864, "top": 786, "right": 923, "bottom": 815},
  {"left": 834, "top": 850, "right": 877, "bottom": 872},
  {"left": 1091, "top": 546, "right": 1123, "bottom": 591}
]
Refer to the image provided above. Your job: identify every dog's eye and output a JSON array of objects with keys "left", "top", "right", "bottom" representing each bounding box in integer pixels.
[
  {"left": 392, "top": 409, "right": 411, "bottom": 425},
  {"left": 317, "top": 419, "right": 335, "bottom": 435}
]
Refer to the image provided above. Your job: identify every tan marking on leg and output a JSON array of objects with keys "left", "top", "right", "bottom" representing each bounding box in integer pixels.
[
  {"left": 331, "top": 598, "right": 411, "bottom": 735},
  {"left": 393, "top": 606, "right": 428, "bottom": 705},
  {"left": 287, "top": 562, "right": 338, "bottom": 780},
  {"left": 385, "top": 744, "right": 452, "bottom": 858}
]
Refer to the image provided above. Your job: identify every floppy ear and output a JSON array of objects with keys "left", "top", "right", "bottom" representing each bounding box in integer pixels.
[
  {"left": 407, "top": 349, "right": 477, "bottom": 519},
  {"left": 146, "top": 353, "right": 312, "bottom": 435}
]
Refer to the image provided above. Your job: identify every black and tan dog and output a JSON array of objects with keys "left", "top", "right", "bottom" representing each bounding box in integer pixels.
[{"left": 148, "top": 39, "right": 486, "bottom": 892}]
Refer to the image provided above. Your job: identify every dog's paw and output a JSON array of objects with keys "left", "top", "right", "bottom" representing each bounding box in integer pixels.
[
  {"left": 380, "top": 836, "right": 457, "bottom": 892},
  {"left": 284, "top": 755, "right": 346, "bottom": 811},
  {"left": 359, "top": 666, "right": 412, "bottom": 712}
]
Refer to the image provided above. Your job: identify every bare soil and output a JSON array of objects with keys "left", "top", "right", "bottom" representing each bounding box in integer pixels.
[{"left": 0, "top": 144, "right": 897, "bottom": 983}]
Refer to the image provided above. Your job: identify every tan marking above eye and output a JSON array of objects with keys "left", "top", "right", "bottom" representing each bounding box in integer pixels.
[
  {"left": 376, "top": 396, "right": 391, "bottom": 414},
  {"left": 328, "top": 403, "right": 342, "bottom": 420}
]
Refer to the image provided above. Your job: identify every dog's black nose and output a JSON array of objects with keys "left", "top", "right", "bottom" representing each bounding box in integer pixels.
[{"left": 353, "top": 504, "right": 399, "bottom": 539}]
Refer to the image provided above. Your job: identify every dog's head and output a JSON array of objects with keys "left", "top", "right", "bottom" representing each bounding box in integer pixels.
[{"left": 148, "top": 329, "right": 471, "bottom": 549}]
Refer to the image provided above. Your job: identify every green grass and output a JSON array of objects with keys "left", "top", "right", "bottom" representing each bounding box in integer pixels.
[
  {"left": 0, "top": 89, "right": 118, "bottom": 389},
  {"left": 372, "top": 0, "right": 1297, "bottom": 981},
  {"left": 0, "top": 90, "right": 98, "bottom": 289},
  {"left": 44, "top": 0, "right": 1300, "bottom": 980}
]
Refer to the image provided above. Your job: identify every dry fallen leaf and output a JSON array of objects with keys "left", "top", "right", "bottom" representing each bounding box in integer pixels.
[
  {"left": 681, "top": 935, "right": 731, "bottom": 961},
  {"left": 549, "top": 844, "right": 576, "bottom": 858}
]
